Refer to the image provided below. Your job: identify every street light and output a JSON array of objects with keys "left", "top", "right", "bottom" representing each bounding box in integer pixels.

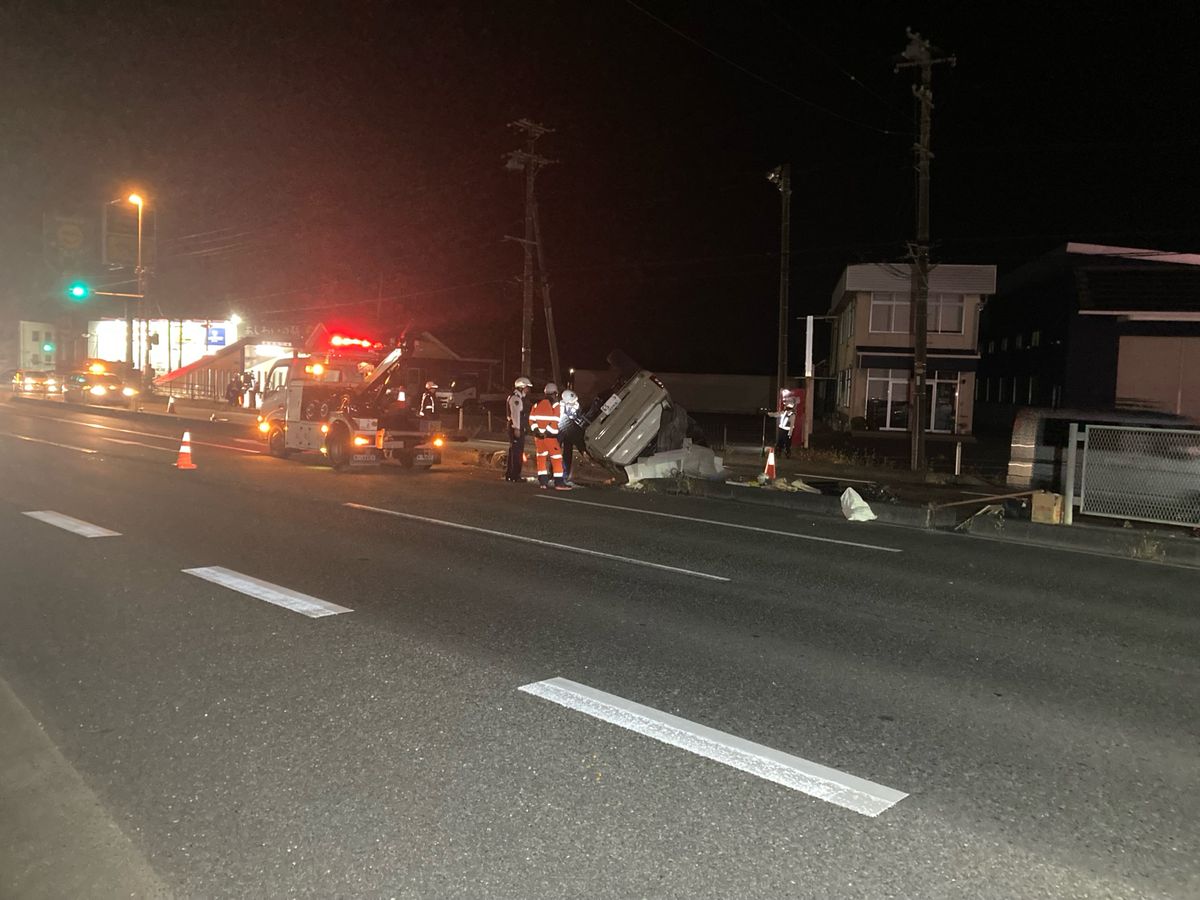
[{"left": 128, "top": 193, "right": 147, "bottom": 381}]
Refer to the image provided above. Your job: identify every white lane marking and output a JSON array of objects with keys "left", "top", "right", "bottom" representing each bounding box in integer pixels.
[
  {"left": 520, "top": 677, "right": 907, "bottom": 817},
  {"left": 0, "top": 431, "right": 98, "bottom": 454},
  {"left": 45, "top": 418, "right": 260, "bottom": 454},
  {"left": 345, "top": 502, "right": 730, "bottom": 582},
  {"left": 541, "top": 495, "right": 902, "bottom": 553},
  {"left": 102, "top": 437, "right": 177, "bottom": 453},
  {"left": 22, "top": 510, "right": 121, "bottom": 538},
  {"left": 182, "top": 566, "right": 352, "bottom": 618}
]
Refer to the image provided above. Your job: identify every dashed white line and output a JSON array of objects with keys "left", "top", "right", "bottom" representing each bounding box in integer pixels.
[
  {"left": 345, "top": 502, "right": 730, "bottom": 582},
  {"left": 540, "top": 495, "right": 902, "bottom": 553},
  {"left": 40, "top": 418, "right": 259, "bottom": 454},
  {"left": 520, "top": 677, "right": 908, "bottom": 817},
  {"left": 102, "top": 437, "right": 177, "bottom": 453},
  {"left": 22, "top": 511, "right": 121, "bottom": 538},
  {"left": 183, "top": 566, "right": 352, "bottom": 618},
  {"left": 0, "top": 432, "right": 97, "bottom": 454}
]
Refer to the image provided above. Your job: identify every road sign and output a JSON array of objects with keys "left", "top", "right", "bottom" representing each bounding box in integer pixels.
[
  {"left": 206, "top": 326, "right": 227, "bottom": 347},
  {"left": 43, "top": 213, "right": 93, "bottom": 270}
]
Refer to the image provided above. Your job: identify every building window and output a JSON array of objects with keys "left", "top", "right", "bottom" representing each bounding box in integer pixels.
[
  {"left": 32, "top": 330, "right": 40, "bottom": 343},
  {"left": 1015, "top": 333, "right": 1024, "bottom": 349},
  {"left": 1031, "top": 329, "right": 1041, "bottom": 348},
  {"left": 865, "top": 368, "right": 910, "bottom": 430},
  {"left": 929, "top": 294, "right": 965, "bottom": 333},
  {"left": 869, "top": 293, "right": 910, "bottom": 334},
  {"left": 1001, "top": 337, "right": 1009, "bottom": 351},
  {"left": 987, "top": 339, "right": 995, "bottom": 354}
]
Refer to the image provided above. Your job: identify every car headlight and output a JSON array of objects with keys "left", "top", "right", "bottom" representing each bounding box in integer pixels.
[
  {"left": 122, "top": 387, "right": 137, "bottom": 397},
  {"left": 89, "top": 385, "right": 108, "bottom": 396}
]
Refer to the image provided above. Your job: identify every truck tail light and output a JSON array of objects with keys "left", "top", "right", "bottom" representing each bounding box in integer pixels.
[{"left": 352, "top": 435, "right": 370, "bottom": 447}]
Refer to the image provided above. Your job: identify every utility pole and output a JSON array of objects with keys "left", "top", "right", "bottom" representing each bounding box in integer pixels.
[
  {"left": 902, "top": 30, "right": 955, "bottom": 472},
  {"left": 768, "top": 164, "right": 791, "bottom": 407},
  {"left": 505, "top": 119, "right": 555, "bottom": 379},
  {"left": 530, "top": 195, "right": 561, "bottom": 386},
  {"left": 896, "top": 29, "right": 954, "bottom": 472}
]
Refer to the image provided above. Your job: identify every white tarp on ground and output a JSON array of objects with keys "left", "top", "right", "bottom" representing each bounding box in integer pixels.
[
  {"left": 840, "top": 487, "right": 877, "bottom": 522},
  {"left": 624, "top": 443, "right": 725, "bottom": 485}
]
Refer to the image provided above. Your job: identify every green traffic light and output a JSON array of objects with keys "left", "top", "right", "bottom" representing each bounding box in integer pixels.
[
  {"left": 42, "top": 342, "right": 55, "bottom": 353},
  {"left": 67, "top": 281, "right": 90, "bottom": 300}
]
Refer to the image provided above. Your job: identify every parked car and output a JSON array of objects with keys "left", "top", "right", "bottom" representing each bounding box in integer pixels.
[{"left": 62, "top": 371, "right": 138, "bottom": 407}]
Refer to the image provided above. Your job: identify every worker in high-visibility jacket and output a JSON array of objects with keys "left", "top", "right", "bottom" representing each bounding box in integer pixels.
[
  {"left": 527, "top": 382, "right": 570, "bottom": 490},
  {"left": 419, "top": 381, "right": 438, "bottom": 417},
  {"left": 769, "top": 396, "right": 797, "bottom": 458}
]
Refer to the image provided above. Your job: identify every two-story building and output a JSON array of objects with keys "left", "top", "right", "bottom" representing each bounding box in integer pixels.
[{"left": 827, "top": 263, "right": 997, "bottom": 435}]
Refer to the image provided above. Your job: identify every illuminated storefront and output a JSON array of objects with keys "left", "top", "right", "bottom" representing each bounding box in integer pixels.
[{"left": 87, "top": 318, "right": 241, "bottom": 376}]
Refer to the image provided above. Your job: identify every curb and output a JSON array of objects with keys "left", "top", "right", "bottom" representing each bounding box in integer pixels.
[
  {"left": 7, "top": 394, "right": 258, "bottom": 431},
  {"left": 632, "top": 474, "right": 1200, "bottom": 568},
  {"left": 955, "top": 510, "right": 1200, "bottom": 567}
]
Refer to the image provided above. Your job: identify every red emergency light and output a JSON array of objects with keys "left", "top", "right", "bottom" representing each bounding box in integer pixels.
[{"left": 329, "top": 334, "right": 376, "bottom": 349}]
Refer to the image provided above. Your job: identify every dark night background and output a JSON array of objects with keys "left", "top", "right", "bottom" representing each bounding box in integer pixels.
[{"left": 2, "top": 1, "right": 1198, "bottom": 374}]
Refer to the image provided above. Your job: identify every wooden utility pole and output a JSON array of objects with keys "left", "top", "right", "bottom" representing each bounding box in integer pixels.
[
  {"left": 530, "top": 195, "right": 561, "bottom": 387},
  {"left": 768, "top": 164, "right": 791, "bottom": 406},
  {"left": 505, "top": 119, "right": 555, "bottom": 379},
  {"left": 896, "top": 30, "right": 954, "bottom": 471}
]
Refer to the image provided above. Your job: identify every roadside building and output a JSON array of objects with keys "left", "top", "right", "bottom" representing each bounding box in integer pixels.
[
  {"left": 976, "top": 243, "right": 1200, "bottom": 428},
  {"left": 1, "top": 320, "right": 59, "bottom": 371},
  {"left": 827, "top": 263, "right": 997, "bottom": 435}
]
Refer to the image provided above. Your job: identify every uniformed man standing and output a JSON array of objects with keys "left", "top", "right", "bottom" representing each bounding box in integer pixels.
[
  {"left": 769, "top": 396, "right": 797, "bottom": 459},
  {"left": 558, "top": 388, "right": 581, "bottom": 486},
  {"left": 505, "top": 377, "right": 532, "bottom": 482},
  {"left": 419, "top": 380, "right": 438, "bottom": 417}
]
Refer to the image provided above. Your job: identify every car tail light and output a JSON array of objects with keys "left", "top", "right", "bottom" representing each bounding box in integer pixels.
[{"left": 352, "top": 435, "right": 370, "bottom": 446}]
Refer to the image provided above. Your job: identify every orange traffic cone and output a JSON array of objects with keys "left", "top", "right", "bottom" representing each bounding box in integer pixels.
[
  {"left": 763, "top": 447, "right": 777, "bottom": 480},
  {"left": 174, "top": 431, "right": 197, "bottom": 469}
]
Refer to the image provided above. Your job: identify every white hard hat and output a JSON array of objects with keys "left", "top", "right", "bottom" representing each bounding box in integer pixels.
[
  {"left": 425, "top": 381, "right": 437, "bottom": 390},
  {"left": 561, "top": 389, "right": 578, "bottom": 405},
  {"left": 514, "top": 376, "right": 532, "bottom": 389},
  {"left": 543, "top": 382, "right": 558, "bottom": 395}
]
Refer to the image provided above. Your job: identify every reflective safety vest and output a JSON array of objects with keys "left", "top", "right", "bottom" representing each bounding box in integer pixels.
[
  {"left": 419, "top": 391, "right": 436, "bottom": 416},
  {"left": 528, "top": 398, "right": 561, "bottom": 437},
  {"left": 778, "top": 408, "right": 796, "bottom": 433}
]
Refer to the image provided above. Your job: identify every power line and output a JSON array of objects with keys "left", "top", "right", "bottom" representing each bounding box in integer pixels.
[{"left": 623, "top": 0, "right": 905, "bottom": 136}]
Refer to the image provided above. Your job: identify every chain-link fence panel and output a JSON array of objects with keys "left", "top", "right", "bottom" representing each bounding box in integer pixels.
[{"left": 1080, "top": 425, "right": 1200, "bottom": 527}]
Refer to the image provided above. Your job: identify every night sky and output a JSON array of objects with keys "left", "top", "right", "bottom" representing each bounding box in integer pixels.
[{"left": 3, "top": 2, "right": 1198, "bottom": 374}]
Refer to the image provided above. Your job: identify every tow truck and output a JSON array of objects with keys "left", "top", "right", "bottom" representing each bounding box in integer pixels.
[{"left": 257, "top": 339, "right": 445, "bottom": 470}]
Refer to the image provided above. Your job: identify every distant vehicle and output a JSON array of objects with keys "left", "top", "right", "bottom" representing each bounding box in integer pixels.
[
  {"left": 9, "top": 370, "right": 61, "bottom": 395},
  {"left": 435, "top": 374, "right": 506, "bottom": 411},
  {"left": 61, "top": 371, "right": 138, "bottom": 407},
  {"left": 257, "top": 344, "right": 443, "bottom": 470}
]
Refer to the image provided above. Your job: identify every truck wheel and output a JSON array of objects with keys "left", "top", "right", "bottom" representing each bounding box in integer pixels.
[
  {"left": 326, "top": 424, "right": 351, "bottom": 470},
  {"left": 268, "top": 427, "right": 291, "bottom": 458}
]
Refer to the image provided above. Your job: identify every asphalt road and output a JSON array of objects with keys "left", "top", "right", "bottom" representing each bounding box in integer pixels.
[{"left": 1, "top": 398, "right": 1197, "bottom": 899}]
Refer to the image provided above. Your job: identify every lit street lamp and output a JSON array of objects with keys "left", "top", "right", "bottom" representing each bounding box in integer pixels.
[{"left": 128, "top": 193, "right": 147, "bottom": 382}]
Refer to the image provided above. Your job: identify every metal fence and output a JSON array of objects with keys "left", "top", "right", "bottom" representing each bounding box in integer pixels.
[{"left": 1079, "top": 425, "right": 1200, "bottom": 527}]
